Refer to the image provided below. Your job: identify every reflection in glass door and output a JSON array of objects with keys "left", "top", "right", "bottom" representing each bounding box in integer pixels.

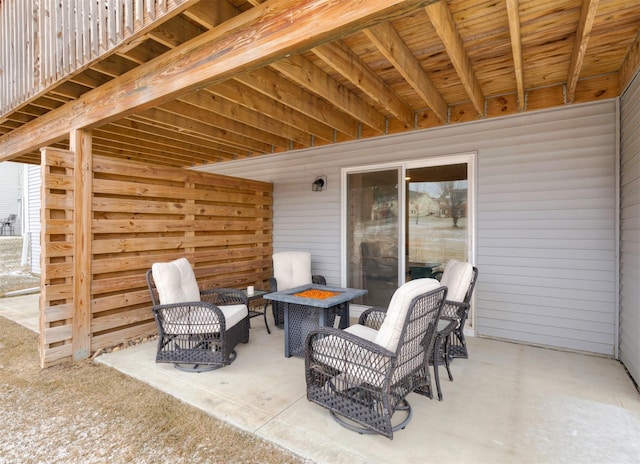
[
  {"left": 345, "top": 156, "right": 473, "bottom": 309},
  {"left": 406, "top": 163, "right": 468, "bottom": 281},
  {"left": 346, "top": 169, "right": 400, "bottom": 307}
]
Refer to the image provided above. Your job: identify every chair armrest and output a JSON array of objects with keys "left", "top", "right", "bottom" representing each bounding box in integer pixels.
[
  {"left": 358, "top": 306, "right": 388, "bottom": 329},
  {"left": 200, "top": 288, "right": 248, "bottom": 306},
  {"left": 440, "top": 300, "right": 469, "bottom": 321},
  {"left": 312, "top": 275, "right": 326, "bottom": 285},
  {"left": 269, "top": 277, "right": 277, "bottom": 292},
  {"left": 153, "top": 301, "right": 228, "bottom": 334},
  {"left": 306, "top": 326, "right": 396, "bottom": 388}
]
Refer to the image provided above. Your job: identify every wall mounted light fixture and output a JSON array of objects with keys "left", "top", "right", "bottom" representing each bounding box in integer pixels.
[{"left": 312, "top": 176, "right": 326, "bottom": 192}]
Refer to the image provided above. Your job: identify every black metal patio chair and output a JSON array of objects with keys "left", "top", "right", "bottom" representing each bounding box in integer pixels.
[
  {"left": 146, "top": 258, "right": 250, "bottom": 372},
  {"left": 305, "top": 279, "right": 446, "bottom": 439}
]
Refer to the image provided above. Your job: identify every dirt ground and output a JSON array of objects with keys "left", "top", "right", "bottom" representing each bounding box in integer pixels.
[
  {"left": 0, "top": 237, "right": 40, "bottom": 297},
  {"left": 0, "top": 238, "right": 307, "bottom": 464}
]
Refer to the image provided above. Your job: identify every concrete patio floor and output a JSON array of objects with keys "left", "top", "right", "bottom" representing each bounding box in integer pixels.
[{"left": 2, "top": 294, "right": 640, "bottom": 463}]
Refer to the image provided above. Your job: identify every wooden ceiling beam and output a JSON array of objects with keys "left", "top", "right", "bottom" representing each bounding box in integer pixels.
[
  {"left": 312, "top": 40, "right": 415, "bottom": 128},
  {"left": 1, "top": 0, "right": 438, "bottom": 160},
  {"left": 183, "top": 0, "right": 240, "bottom": 29},
  {"left": 123, "top": 116, "right": 244, "bottom": 156},
  {"left": 365, "top": 22, "right": 448, "bottom": 123},
  {"left": 236, "top": 68, "right": 359, "bottom": 139},
  {"left": 136, "top": 107, "right": 269, "bottom": 153},
  {"left": 425, "top": 1, "right": 485, "bottom": 117},
  {"left": 94, "top": 124, "right": 225, "bottom": 160},
  {"left": 566, "top": 0, "right": 600, "bottom": 103},
  {"left": 209, "top": 80, "right": 335, "bottom": 143},
  {"left": 271, "top": 55, "right": 387, "bottom": 134},
  {"left": 170, "top": 95, "right": 292, "bottom": 148},
  {"left": 505, "top": 0, "right": 525, "bottom": 111},
  {"left": 189, "top": 89, "right": 312, "bottom": 147}
]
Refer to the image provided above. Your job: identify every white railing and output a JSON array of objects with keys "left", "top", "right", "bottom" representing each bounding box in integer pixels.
[{"left": 1, "top": 0, "right": 187, "bottom": 118}]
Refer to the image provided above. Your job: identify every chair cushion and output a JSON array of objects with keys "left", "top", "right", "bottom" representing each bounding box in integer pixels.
[
  {"left": 439, "top": 259, "right": 473, "bottom": 302},
  {"left": 374, "top": 278, "right": 441, "bottom": 352},
  {"left": 162, "top": 304, "right": 248, "bottom": 335},
  {"left": 152, "top": 258, "right": 201, "bottom": 305},
  {"left": 220, "top": 304, "right": 249, "bottom": 329},
  {"left": 345, "top": 324, "right": 379, "bottom": 342},
  {"left": 273, "top": 251, "right": 313, "bottom": 290}
]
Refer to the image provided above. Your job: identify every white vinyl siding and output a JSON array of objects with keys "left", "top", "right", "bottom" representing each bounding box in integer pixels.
[
  {"left": 199, "top": 100, "right": 618, "bottom": 356},
  {"left": 26, "top": 164, "right": 42, "bottom": 274},
  {"left": 620, "top": 71, "right": 640, "bottom": 385}
]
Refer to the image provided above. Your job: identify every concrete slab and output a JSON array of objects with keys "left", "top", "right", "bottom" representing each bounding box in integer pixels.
[
  {"left": 97, "top": 322, "right": 640, "bottom": 464},
  {"left": 2, "top": 296, "right": 639, "bottom": 463}
]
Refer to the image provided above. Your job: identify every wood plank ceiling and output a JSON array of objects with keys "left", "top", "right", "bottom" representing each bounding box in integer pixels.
[{"left": 2, "top": 0, "right": 640, "bottom": 167}]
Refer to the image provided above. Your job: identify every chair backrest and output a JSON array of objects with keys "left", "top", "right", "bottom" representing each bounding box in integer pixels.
[
  {"left": 273, "top": 251, "right": 313, "bottom": 291},
  {"left": 374, "top": 278, "right": 442, "bottom": 352},
  {"left": 7, "top": 214, "right": 16, "bottom": 223},
  {"left": 439, "top": 259, "right": 474, "bottom": 302},
  {"left": 149, "top": 257, "right": 201, "bottom": 305}
]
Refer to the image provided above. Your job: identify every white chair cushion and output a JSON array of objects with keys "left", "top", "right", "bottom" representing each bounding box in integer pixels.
[
  {"left": 219, "top": 304, "right": 249, "bottom": 329},
  {"left": 374, "top": 278, "right": 441, "bottom": 352},
  {"left": 161, "top": 304, "right": 248, "bottom": 335},
  {"left": 345, "top": 324, "right": 379, "bottom": 342},
  {"left": 439, "top": 259, "right": 473, "bottom": 302},
  {"left": 273, "top": 251, "right": 313, "bottom": 290},
  {"left": 152, "top": 258, "right": 201, "bottom": 305}
]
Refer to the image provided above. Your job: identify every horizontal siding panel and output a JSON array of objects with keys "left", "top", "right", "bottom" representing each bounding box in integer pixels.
[
  {"left": 619, "top": 71, "right": 640, "bottom": 385},
  {"left": 479, "top": 326, "right": 614, "bottom": 355},
  {"left": 202, "top": 100, "right": 618, "bottom": 354},
  {"left": 478, "top": 298, "right": 614, "bottom": 323}
]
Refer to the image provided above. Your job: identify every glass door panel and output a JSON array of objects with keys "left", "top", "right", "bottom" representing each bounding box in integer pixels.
[
  {"left": 346, "top": 169, "right": 400, "bottom": 307},
  {"left": 406, "top": 163, "right": 468, "bottom": 281}
]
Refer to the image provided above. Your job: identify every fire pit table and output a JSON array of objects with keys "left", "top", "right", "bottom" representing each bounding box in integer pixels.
[{"left": 264, "top": 284, "right": 367, "bottom": 358}]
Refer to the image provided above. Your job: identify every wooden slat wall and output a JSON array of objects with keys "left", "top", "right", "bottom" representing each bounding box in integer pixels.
[
  {"left": 0, "top": 0, "right": 187, "bottom": 117},
  {"left": 39, "top": 151, "right": 273, "bottom": 367},
  {"left": 39, "top": 147, "right": 76, "bottom": 367}
]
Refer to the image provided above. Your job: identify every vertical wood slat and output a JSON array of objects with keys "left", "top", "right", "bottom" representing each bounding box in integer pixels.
[
  {"left": 70, "top": 129, "right": 93, "bottom": 361},
  {"left": 1, "top": 0, "right": 189, "bottom": 118},
  {"left": 135, "top": 0, "right": 144, "bottom": 29}
]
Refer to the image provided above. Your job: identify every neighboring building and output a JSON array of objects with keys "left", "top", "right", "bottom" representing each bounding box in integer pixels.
[{"left": 0, "top": 161, "right": 23, "bottom": 236}]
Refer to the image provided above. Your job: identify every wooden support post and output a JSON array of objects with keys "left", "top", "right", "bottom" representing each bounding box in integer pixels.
[{"left": 70, "top": 128, "right": 93, "bottom": 361}]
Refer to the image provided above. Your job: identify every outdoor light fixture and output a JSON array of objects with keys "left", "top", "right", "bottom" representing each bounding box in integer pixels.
[{"left": 312, "top": 176, "right": 326, "bottom": 192}]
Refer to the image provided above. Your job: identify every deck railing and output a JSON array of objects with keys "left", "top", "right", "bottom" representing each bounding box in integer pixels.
[{"left": 0, "top": 0, "right": 188, "bottom": 119}]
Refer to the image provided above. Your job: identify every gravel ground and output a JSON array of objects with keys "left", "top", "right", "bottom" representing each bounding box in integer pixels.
[{"left": 0, "top": 237, "right": 308, "bottom": 464}]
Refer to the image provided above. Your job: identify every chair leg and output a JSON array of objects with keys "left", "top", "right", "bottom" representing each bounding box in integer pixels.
[{"left": 444, "top": 335, "right": 453, "bottom": 382}]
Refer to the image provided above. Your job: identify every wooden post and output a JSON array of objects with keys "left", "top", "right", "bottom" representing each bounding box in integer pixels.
[{"left": 70, "top": 129, "right": 93, "bottom": 360}]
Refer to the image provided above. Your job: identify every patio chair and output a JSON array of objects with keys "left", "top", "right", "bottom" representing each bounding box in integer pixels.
[
  {"left": 305, "top": 279, "right": 447, "bottom": 439},
  {"left": 1, "top": 213, "right": 17, "bottom": 236},
  {"left": 438, "top": 260, "right": 478, "bottom": 360},
  {"left": 146, "top": 258, "right": 250, "bottom": 372},
  {"left": 269, "top": 251, "right": 326, "bottom": 328}
]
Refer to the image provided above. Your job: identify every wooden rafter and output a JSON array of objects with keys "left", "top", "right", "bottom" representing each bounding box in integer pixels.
[
  {"left": 271, "top": 55, "right": 387, "bottom": 134},
  {"left": 208, "top": 80, "right": 333, "bottom": 143},
  {"left": 364, "top": 21, "right": 448, "bottom": 123},
  {"left": 312, "top": 40, "right": 415, "bottom": 128},
  {"left": 236, "top": 68, "right": 360, "bottom": 139},
  {"left": 425, "top": 1, "right": 485, "bottom": 117},
  {"left": 0, "top": 0, "right": 437, "bottom": 160},
  {"left": 566, "top": 0, "right": 600, "bottom": 103},
  {"left": 505, "top": 0, "right": 525, "bottom": 111}
]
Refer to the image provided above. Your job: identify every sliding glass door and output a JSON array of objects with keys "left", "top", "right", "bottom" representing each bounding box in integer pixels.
[
  {"left": 344, "top": 155, "right": 473, "bottom": 308},
  {"left": 345, "top": 168, "right": 401, "bottom": 306}
]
